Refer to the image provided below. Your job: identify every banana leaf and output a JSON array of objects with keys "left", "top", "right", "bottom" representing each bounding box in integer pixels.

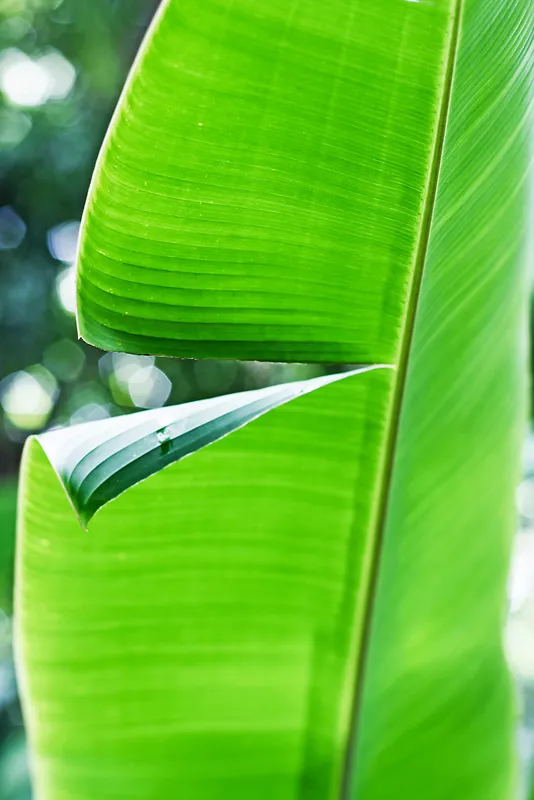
[
  {"left": 18, "top": 0, "right": 534, "bottom": 799},
  {"left": 17, "top": 367, "right": 395, "bottom": 799},
  {"left": 77, "top": 0, "right": 459, "bottom": 364}
]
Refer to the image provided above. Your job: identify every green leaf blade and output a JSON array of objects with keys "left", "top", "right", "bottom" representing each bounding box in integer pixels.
[
  {"left": 16, "top": 0, "right": 534, "bottom": 798},
  {"left": 16, "top": 368, "right": 395, "bottom": 800},
  {"left": 76, "top": 0, "right": 457, "bottom": 363},
  {"left": 350, "top": 1, "right": 534, "bottom": 798}
]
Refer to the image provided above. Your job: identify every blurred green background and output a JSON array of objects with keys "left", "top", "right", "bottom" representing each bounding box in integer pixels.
[{"left": 0, "top": 1, "right": 533, "bottom": 798}]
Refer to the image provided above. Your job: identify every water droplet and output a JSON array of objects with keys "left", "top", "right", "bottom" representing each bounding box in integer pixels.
[{"left": 157, "top": 428, "right": 172, "bottom": 453}]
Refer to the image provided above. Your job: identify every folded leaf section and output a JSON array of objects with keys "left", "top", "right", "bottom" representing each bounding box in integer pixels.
[
  {"left": 36, "top": 366, "right": 387, "bottom": 526},
  {"left": 17, "top": 367, "right": 394, "bottom": 800}
]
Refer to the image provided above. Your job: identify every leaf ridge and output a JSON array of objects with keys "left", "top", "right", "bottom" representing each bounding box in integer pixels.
[{"left": 339, "top": 2, "right": 465, "bottom": 796}]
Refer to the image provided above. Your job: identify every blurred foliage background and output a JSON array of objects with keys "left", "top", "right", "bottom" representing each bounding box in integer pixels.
[{"left": 0, "top": 1, "right": 532, "bottom": 798}]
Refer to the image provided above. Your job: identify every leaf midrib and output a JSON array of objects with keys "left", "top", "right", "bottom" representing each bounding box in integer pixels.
[{"left": 338, "top": 2, "right": 465, "bottom": 796}]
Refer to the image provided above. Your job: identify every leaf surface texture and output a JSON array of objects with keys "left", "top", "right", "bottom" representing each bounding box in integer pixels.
[
  {"left": 18, "top": 368, "right": 394, "bottom": 799},
  {"left": 17, "top": 0, "right": 534, "bottom": 799},
  {"left": 77, "top": 0, "right": 457, "bottom": 362}
]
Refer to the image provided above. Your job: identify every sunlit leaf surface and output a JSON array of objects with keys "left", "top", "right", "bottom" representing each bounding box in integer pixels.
[
  {"left": 17, "top": 368, "right": 394, "bottom": 799},
  {"left": 77, "top": 0, "right": 457, "bottom": 363},
  {"left": 17, "top": 0, "right": 534, "bottom": 798},
  {"left": 351, "top": 2, "right": 534, "bottom": 796}
]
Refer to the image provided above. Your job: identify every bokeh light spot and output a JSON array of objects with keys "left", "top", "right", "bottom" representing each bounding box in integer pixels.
[
  {"left": 0, "top": 49, "right": 49, "bottom": 107},
  {"left": 0, "top": 47, "right": 76, "bottom": 108},
  {"left": 128, "top": 365, "right": 172, "bottom": 409},
  {"left": 0, "top": 366, "right": 58, "bottom": 431},
  {"left": 0, "top": 107, "right": 31, "bottom": 149},
  {"left": 47, "top": 220, "right": 79, "bottom": 263},
  {"left": 0, "top": 206, "right": 26, "bottom": 250},
  {"left": 43, "top": 339, "right": 85, "bottom": 382},
  {"left": 55, "top": 266, "right": 76, "bottom": 314},
  {"left": 37, "top": 50, "right": 76, "bottom": 100},
  {"left": 70, "top": 403, "right": 111, "bottom": 425}
]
